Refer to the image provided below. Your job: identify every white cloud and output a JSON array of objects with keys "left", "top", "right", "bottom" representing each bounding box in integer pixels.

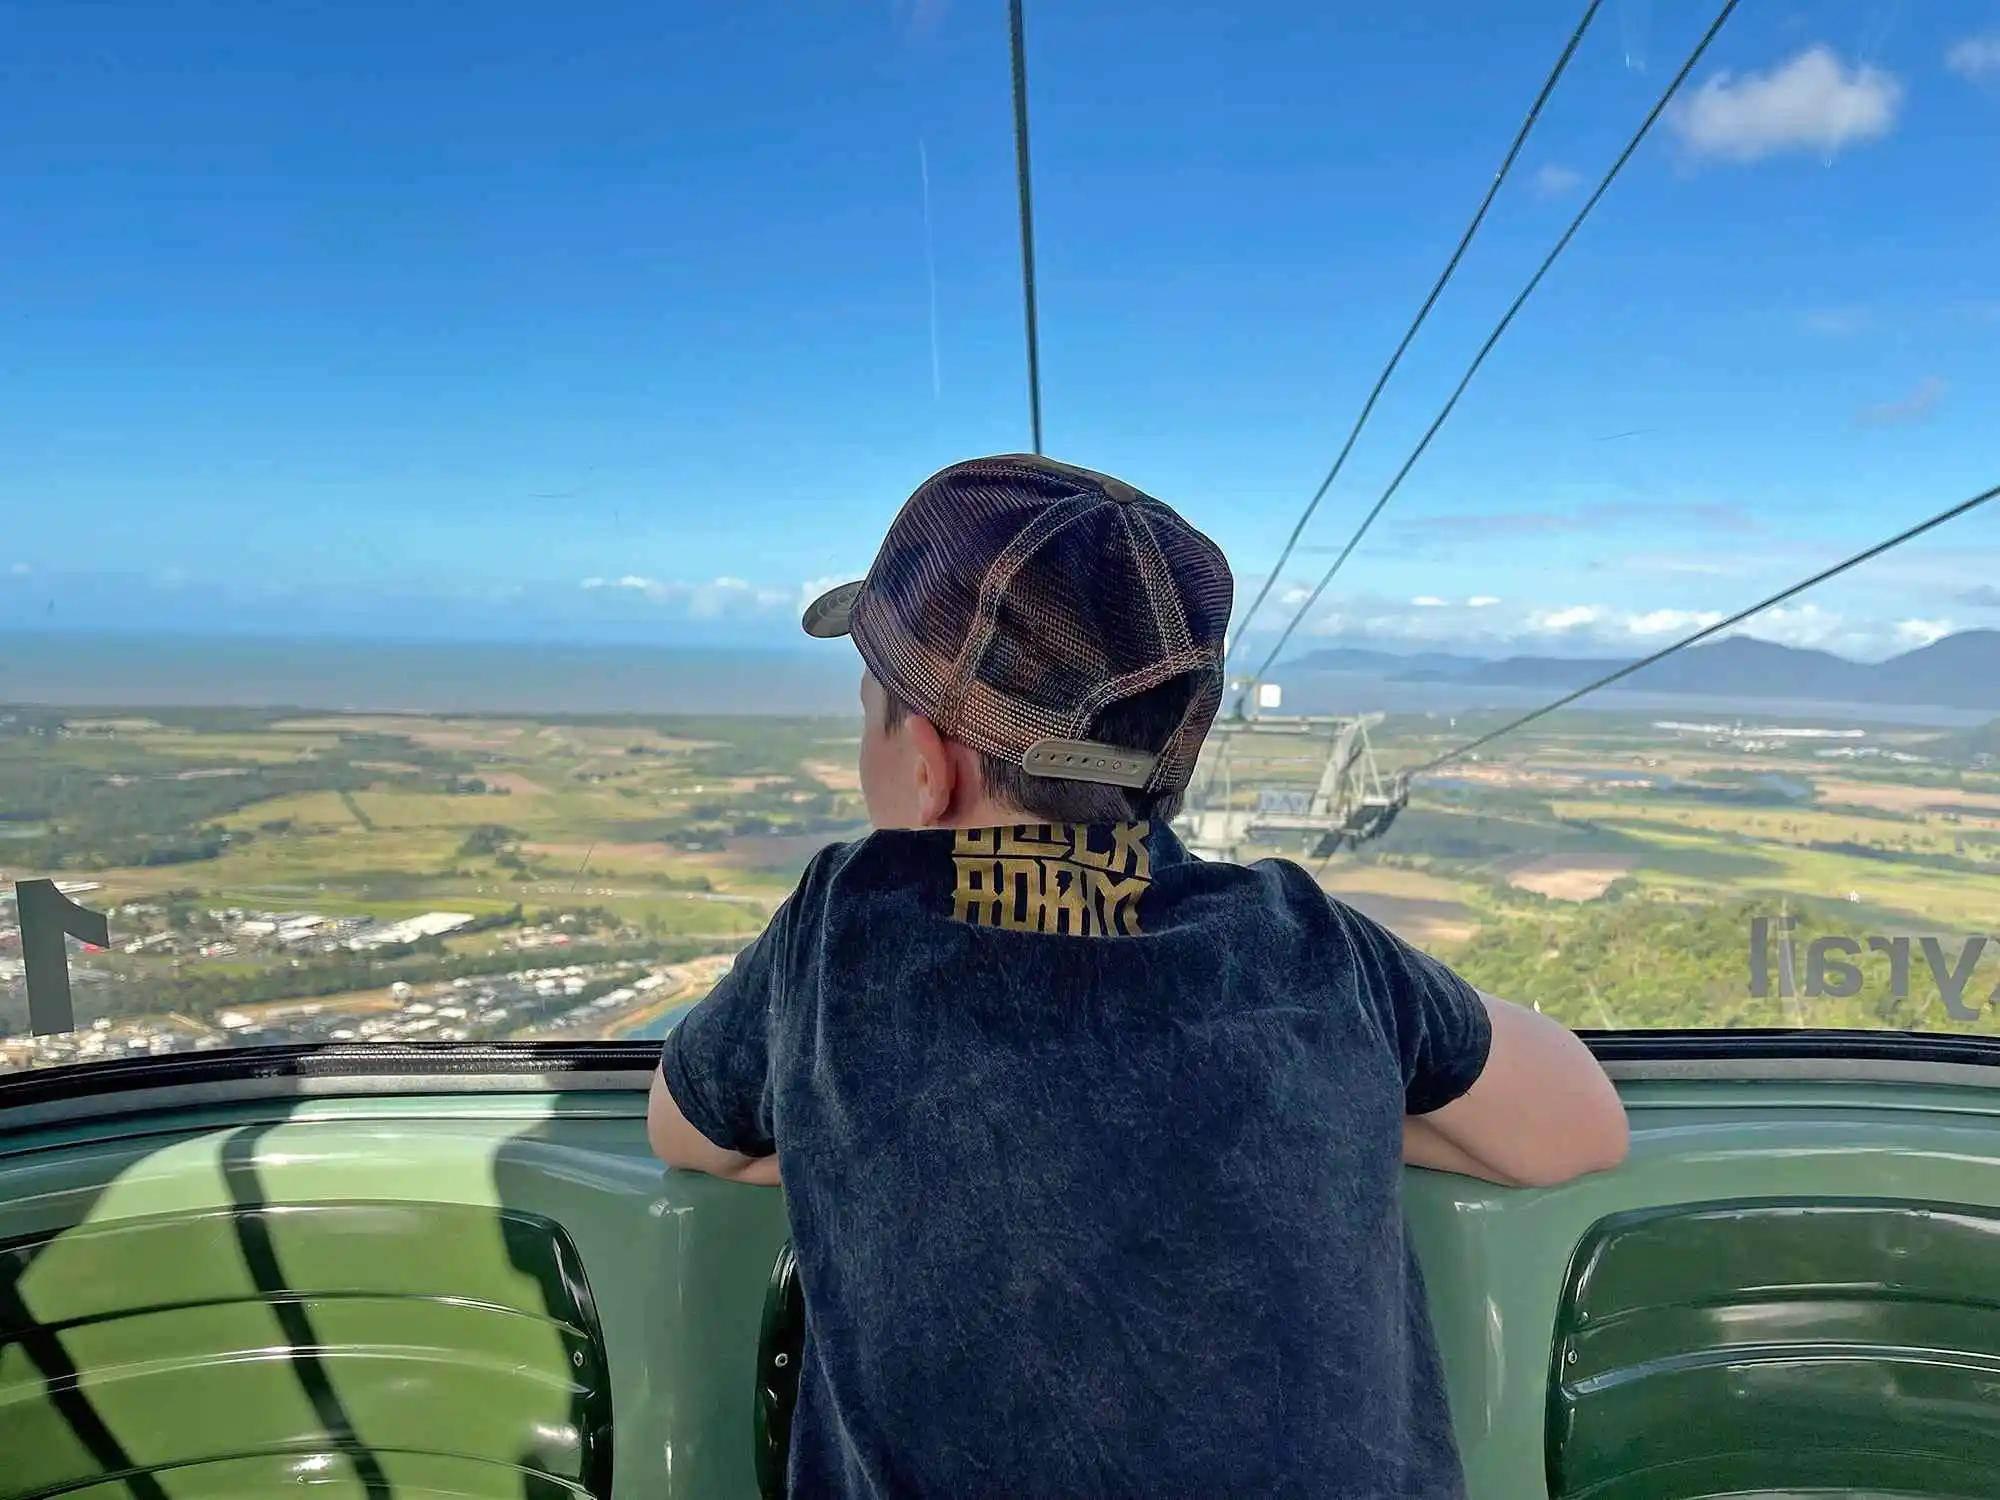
[
  {"left": 1466, "top": 595, "right": 1500, "bottom": 608},
  {"left": 1281, "top": 591, "right": 1971, "bottom": 662},
  {"left": 1947, "top": 35, "right": 2000, "bottom": 79},
  {"left": 6, "top": 563, "right": 27, "bottom": 575},
  {"left": 1411, "top": 595, "right": 1449, "bottom": 608},
  {"left": 1857, "top": 374, "right": 1947, "bottom": 426},
  {"left": 1530, "top": 605, "right": 1602, "bottom": 633},
  {"left": 688, "top": 578, "right": 789, "bottom": 620},
  {"left": 1801, "top": 306, "right": 1869, "bottom": 336},
  {"left": 1399, "top": 499, "right": 1761, "bottom": 542},
  {"left": 798, "top": 575, "right": 852, "bottom": 608},
  {"left": 1531, "top": 163, "right": 1582, "bottom": 197},
  {"left": 1731, "top": 603, "right": 1844, "bottom": 649},
  {"left": 1628, "top": 608, "right": 1725, "bottom": 636},
  {"left": 901, "top": 0, "right": 949, "bottom": 43},
  {"left": 1623, "top": 554, "right": 1747, "bottom": 577},
  {"left": 1278, "top": 585, "right": 1313, "bottom": 608},
  {"left": 586, "top": 573, "right": 652, "bottom": 591},
  {"left": 1670, "top": 47, "right": 1901, "bottom": 162},
  {"left": 576, "top": 573, "right": 794, "bottom": 619},
  {"left": 1894, "top": 617, "right": 1954, "bottom": 647}
]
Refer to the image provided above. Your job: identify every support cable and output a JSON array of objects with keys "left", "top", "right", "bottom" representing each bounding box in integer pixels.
[
  {"left": 1245, "top": 0, "right": 1743, "bottom": 695},
  {"left": 1227, "top": 0, "right": 1605, "bottom": 665},
  {"left": 1408, "top": 478, "right": 2000, "bottom": 777},
  {"left": 1009, "top": 0, "right": 1045, "bottom": 454}
]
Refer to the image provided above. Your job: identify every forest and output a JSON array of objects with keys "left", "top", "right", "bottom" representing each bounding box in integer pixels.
[{"left": 1443, "top": 892, "right": 1995, "bottom": 1034}]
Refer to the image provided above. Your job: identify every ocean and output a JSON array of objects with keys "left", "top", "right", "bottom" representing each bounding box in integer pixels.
[
  {"left": 1, "top": 631, "right": 862, "bottom": 717},
  {"left": 0, "top": 631, "right": 1987, "bottom": 728}
]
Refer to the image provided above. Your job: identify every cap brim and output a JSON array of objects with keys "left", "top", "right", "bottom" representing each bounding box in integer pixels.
[{"left": 801, "top": 580, "right": 865, "bottom": 639}]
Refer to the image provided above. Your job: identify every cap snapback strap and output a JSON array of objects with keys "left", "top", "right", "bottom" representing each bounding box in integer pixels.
[{"left": 1020, "top": 738, "right": 1160, "bottom": 789}]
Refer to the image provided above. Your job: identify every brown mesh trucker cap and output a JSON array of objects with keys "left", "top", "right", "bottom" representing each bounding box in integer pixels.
[{"left": 801, "top": 455, "right": 1234, "bottom": 794}]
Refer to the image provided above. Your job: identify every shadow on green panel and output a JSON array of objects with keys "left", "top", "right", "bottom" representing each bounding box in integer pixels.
[{"left": 0, "top": 1115, "right": 612, "bottom": 1500}]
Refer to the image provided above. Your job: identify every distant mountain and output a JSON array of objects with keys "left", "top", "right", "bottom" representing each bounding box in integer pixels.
[
  {"left": 1276, "top": 647, "right": 1476, "bottom": 677},
  {"left": 1879, "top": 632, "right": 2000, "bottom": 707},
  {"left": 1287, "top": 629, "right": 2000, "bottom": 711}
]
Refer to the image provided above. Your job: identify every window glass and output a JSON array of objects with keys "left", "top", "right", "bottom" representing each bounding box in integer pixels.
[{"left": 6, "top": 1, "right": 1996, "bottom": 1074}]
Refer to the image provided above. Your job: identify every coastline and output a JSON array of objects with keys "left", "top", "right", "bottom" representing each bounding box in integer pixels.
[{"left": 509, "top": 953, "right": 738, "bottom": 1042}]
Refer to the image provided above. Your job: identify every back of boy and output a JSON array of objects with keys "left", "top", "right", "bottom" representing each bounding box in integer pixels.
[{"left": 651, "top": 456, "right": 1626, "bottom": 1498}]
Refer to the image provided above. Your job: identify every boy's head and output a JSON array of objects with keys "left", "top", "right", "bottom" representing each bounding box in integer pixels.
[{"left": 802, "top": 455, "right": 1234, "bottom": 831}]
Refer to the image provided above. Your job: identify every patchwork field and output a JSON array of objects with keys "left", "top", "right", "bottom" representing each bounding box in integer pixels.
[
  {"left": 1502, "top": 856, "right": 1639, "bottom": 902},
  {"left": 5, "top": 700, "right": 1998, "bottom": 1045},
  {"left": 1213, "top": 706, "right": 2000, "bottom": 1033},
  {"left": 0, "top": 707, "right": 869, "bottom": 1041}
]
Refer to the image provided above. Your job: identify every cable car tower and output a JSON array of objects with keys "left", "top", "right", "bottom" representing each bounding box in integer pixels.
[{"left": 1178, "top": 680, "right": 1410, "bottom": 864}]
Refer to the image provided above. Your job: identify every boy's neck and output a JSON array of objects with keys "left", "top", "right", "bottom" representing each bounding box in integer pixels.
[
  {"left": 897, "top": 801, "right": 1145, "bottom": 833},
  {"left": 925, "top": 794, "right": 1039, "bottom": 831}
]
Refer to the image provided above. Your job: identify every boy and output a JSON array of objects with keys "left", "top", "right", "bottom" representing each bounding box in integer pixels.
[{"left": 648, "top": 454, "right": 1627, "bottom": 1498}]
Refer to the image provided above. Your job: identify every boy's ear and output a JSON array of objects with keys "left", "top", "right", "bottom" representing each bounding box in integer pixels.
[{"left": 902, "top": 713, "right": 959, "bottom": 826}]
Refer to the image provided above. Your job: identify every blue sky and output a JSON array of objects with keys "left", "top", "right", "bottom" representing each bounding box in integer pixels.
[{"left": 1, "top": 0, "right": 1996, "bottom": 661}]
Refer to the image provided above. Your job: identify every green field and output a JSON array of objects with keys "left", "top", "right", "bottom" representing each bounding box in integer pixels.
[
  {"left": 4, "top": 702, "right": 1997, "bottom": 1040},
  {"left": 1213, "top": 708, "right": 2000, "bottom": 1034},
  {"left": 0, "top": 707, "right": 867, "bottom": 1035}
]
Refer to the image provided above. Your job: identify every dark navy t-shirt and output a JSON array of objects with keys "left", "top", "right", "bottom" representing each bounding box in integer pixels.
[{"left": 660, "top": 819, "right": 1491, "bottom": 1499}]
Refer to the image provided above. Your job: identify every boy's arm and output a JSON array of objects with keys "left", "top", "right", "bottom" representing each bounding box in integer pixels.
[
  {"left": 1402, "top": 1112, "right": 1511, "bottom": 1181},
  {"left": 651, "top": 904, "right": 795, "bottom": 1185},
  {"left": 1329, "top": 893, "right": 1626, "bottom": 1188},
  {"left": 647, "top": 1070, "right": 782, "bottom": 1185},
  {"left": 1407, "top": 990, "right": 1627, "bottom": 1188}
]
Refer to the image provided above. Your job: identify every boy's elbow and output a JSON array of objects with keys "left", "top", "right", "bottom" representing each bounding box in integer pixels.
[
  {"left": 647, "top": 1117, "right": 693, "bottom": 1170},
  {"left": 648, "top": 1115, "right": 691, "bottom": 1168},
  {"left": 1514, "top": 1096, "right": 1630, "bottom": 1188},
  {"left": 1596, "top": 1098, "right": 1632, "bottom": 1170},
  {"left": 1580, "top": 1072, "right": 1632, "bottom": 1174}
]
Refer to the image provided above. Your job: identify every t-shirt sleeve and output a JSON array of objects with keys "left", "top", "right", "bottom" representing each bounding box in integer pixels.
[
  {"left": 1333, "top": 898, "right": 1493, "bottom": 1115},
  {"left": 658, "top": 913, "right": 786, "bottom": 1157}
]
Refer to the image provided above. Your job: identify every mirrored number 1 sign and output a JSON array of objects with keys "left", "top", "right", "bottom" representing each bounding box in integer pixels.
[{"left": 15, "top": 879, "right": 110, "bottom": 1037}]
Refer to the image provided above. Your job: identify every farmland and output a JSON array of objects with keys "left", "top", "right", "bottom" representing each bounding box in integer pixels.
[
  {"left": 1208, "top": 706, "right": 2000, "bottom": 1033},
  {"left": 4, "top": 700, "right": 1998, "bottom": 1059},
  {"left": 0, "top": 706, "right": 864, "bottom": 1056}
]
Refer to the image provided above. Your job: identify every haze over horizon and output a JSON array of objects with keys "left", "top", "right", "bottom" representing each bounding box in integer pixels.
[{"left": 9, "top": 618, "right": 2000, "bottom": 668}]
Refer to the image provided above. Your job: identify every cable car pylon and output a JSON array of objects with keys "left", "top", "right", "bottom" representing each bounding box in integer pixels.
[{"left": 1178, "top": 679, "right": 1409, "bottom": 865}]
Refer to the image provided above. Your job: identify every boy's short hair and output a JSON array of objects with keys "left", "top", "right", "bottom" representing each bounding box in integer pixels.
[{"left": 880, "top": 673, "right": 1200, "bottom": 824}]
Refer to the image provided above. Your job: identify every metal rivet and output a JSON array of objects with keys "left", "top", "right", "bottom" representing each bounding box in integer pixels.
[{"left": 774, "top": 1352, "right": 790, "bottom": 1368}]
